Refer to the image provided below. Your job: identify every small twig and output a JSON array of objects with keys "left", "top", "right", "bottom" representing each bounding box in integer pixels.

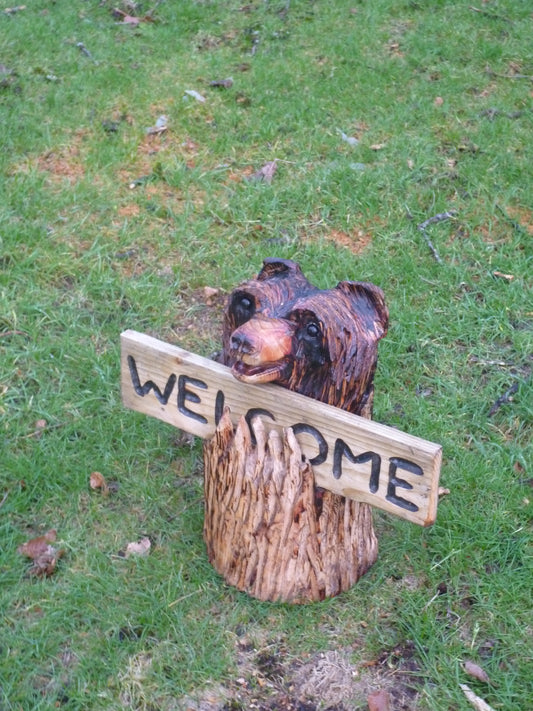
[
  {"left": 417, "top": 210, "right": 457, "bottom": 264},
  {"left": 418, "top": 210, "right": 458, "bottom": 231},
  {"left": 0, "top": 330, "right": 27, "bottom": 338},
  {"left": 3, "top": 5, "right": 26, "bottom": 15},
  {"left": 468, "top": 355, "right": 513, "bottom": 367},
  {"left": 76, "top": 42, "right": 98, "bottom": 64},
  {"left": 480, "top": 108, "right": 525, "bottom": 120},
  {"left": 469, "top": 6, "right": 512, "bottom": 23},
  {"left": 485, "top": 66, "right": 533, "bottom": 81},
  {"left": 0, "top": 491, "right": 8, "bottom": 509},
  {"left": 168, "top": 585, "right": 209, "bottom": 608},
  {"left": 279, "top": 0, "right": 290, "bottom": 19},
  {"left": 423, "top": 591, "right": 441, "bottom": 611},
  {"left": 250, "top": 31, "right": 260, "bottom": 56},
  {"left": 488, "top": 381, "right": 519, "bottom": 417},
  {"left": 20, "top": 422, "right": 65, "bottom": 439}
]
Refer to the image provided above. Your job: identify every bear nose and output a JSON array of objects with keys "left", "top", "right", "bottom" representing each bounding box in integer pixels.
[{"left": 231, "top": 332, "right": 254, "bottom": 354}]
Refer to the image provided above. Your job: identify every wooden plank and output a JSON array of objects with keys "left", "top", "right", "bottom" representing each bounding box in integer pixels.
[{"left": 121, "top": 330, "right": 442, "bottom": 526}]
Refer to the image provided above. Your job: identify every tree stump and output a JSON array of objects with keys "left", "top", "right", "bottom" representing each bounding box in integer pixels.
[{"left": 203, "top": 409, "right": 378, "bottom": 603}]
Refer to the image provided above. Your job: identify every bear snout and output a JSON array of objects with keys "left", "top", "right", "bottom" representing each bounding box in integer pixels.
[
  {"left": 229, "top": 317, "right": 296, "bottom": 367},
  {"left": 230, "top": 331, "right": 254, "bottom": 356}
]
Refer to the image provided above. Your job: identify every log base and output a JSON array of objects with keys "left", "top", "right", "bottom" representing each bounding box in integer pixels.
[{"left": 203, "top": 410, "right": 378, "bottom": 603}]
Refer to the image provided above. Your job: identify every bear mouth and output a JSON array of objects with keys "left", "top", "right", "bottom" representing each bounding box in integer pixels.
[{"left": 231, "top": 359, "right": 291, "bottom": 384}]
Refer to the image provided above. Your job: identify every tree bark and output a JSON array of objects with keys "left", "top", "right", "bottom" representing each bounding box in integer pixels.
[{"left": 203, "top": 409, "right": 378, "bottom": 603}]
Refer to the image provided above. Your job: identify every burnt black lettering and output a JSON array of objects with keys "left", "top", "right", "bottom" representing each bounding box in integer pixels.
[
  {"left": 386, "top": 457, "right": 422, "bottom": 512},
  {"left": 333, "top": 439, "right": 381, "bottom": 487},
  {"left": 177, "top": 375, "right": 208, "bottom": 424},
  {"left": 127, "top": 355, "right": 176, "bottom": 405},
  {"left": 292, "top": 423, "right": 328, "bottom": 466},
  {"left": 245, "top": 408, "right": 276, "bottom": 445},
  {"left": 215, "top": 390, "right": 225, "bottom": 426}
]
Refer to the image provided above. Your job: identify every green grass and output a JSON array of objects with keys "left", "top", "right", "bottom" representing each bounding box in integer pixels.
[{"left": 1, "top": 0, "right": 532, "bottom": 708}]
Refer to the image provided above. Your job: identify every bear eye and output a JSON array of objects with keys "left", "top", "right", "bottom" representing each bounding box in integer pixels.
[
  {"left": 306, "top": 322, "right": 320, "bottom": 339},
  {"left": 232, "top": 292, "right": 256, "bottom": 325},
  {"left": 238, "top": 295, "right": 253, "bottom": 310}
]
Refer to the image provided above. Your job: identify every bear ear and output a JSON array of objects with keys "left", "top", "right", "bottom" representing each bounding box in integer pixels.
[
  {"left": 335, "top": 281, "right": 389, "bottom": 339},
  {"left": 258, "top": 258, "right": 304, "bottom": 281}
]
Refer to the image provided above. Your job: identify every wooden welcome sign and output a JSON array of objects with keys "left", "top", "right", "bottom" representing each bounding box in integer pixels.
[
  {"left": 121, "top": 330, "right": 441, "bottom": 527},
  {"left": 121, "top": 258, "right": 443, "bottom": 602}
]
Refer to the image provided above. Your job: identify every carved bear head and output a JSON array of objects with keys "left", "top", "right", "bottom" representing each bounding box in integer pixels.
[{"left": 222, "top": 258, "right": 388, "bottom": 416}]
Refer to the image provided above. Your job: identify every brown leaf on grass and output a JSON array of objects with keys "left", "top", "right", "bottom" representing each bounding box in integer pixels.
[
  {"left": 17, "top": 529, "right": 57, "bottom": 558},
  {"left": 248, "top": 161, "right": 277, "bottom": 184},
  {"left": 89, "top": 471, "right": 109, "bottom": 495},
  {"left": 125, "top": 537, "right": 151, "bottom": 558},
  {"left": 464, "top": 660, "right": 491, "bottom": 684},
  {"left": 17, "top": 530, "right": 64, "bottom": 577},
  {"left": 29, "top": 546, "right": 65, "bottom": 577},
  {"left": 26, "top": 418, "right": 47, "bottom": 439},
  {"left": 111, "top": 9, "right": 154, "bottom": 25},
  {"left": 210, "top": 77, "right": 233, "bottom": 89},
  {"left": 367, "top": 689, "right": 391, "bottom": 711}
]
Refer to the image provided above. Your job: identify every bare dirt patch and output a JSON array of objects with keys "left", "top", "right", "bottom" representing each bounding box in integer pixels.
[
  {"left": 9, "top": 137, "right": 86, "bottom": 184},
  {"left": 506, "top": 206, "right": 533, "bottom": 236},
  {"left": 117, "top": 204, "right": 141, "bottom": 218},
  {"left": 178, "top": 637, "right": 422, "bottom": 711},
  {"left": 36, "top": 150, "right": 85, "bottom": 182},
  {"left": 324, "top": 228, "right": 372, "bottom": 255},
  {"left": 33, "top": 130, "right": 88, "bottom": 183}
]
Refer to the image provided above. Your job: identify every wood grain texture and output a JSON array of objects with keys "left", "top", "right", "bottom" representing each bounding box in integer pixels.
[{"left": 203, "top": 410, "right": 378, "bottom": 602}]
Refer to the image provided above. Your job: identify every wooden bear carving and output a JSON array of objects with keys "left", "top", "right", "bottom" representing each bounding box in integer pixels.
[
  {"left": 222, "top": 258, "right": 389, "bottom": 418},
  {"left": 204, "top": 258, "right": 389, "bottom": 602}
]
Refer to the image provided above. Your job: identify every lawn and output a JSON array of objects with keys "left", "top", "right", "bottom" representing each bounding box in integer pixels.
[{"left": 1, "top": 0, "right": 531, "bottom": 709}]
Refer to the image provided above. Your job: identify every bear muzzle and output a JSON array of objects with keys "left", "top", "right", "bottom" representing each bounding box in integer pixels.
[{"left": 229, "top": 316, "right": 296, "bottom": 384}]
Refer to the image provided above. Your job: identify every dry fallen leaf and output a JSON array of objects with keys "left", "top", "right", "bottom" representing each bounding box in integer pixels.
[
  {"left": 464, "top": 660, "right": 491, "bottom": 684},
  {"left": 338, "top": 129, "right": 359, "bottom": 147},
  {"left": 210, "top": 77, "right": 233, "bottom": 88},
  {"left": 146, "top": 115, "right": 168, "bottom": 135},
  {"left": 17, "top": 529, "right": 64, "bottom": 577},
  {"left": 29, "top": 546, "right": 65, "bottom": 577},
  {"left": 125, "top": 537, "right": 151, "bottom": 558},
  {"left": 367, "top": 689, "right": 391, "bottom": 711},
  {"left": 112, "top": 8, "right": 154, "bottom": 25},
  {"left": 370, "top": 143, "right": 386, "bottom": 151},
  {"left": 89, "top": 471, "right": 109, "bottom": 495},
  {"left": 17, "top": 529, "right": 57, "bottom": 558},
  {"left": 434, "top": 96, "right": 444, "bottom": 106},
  {"left": 33, "top": 418, "right": 47, "bottom": 438},
  {"left": 120, "top": 13, "right": 140, "bottom": 25},
  {"left": 249, "top": 161, "right": 277, "bottom": 184},
  {"left": 184, "top": 89, "right": 206, "bottom": 103}
]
